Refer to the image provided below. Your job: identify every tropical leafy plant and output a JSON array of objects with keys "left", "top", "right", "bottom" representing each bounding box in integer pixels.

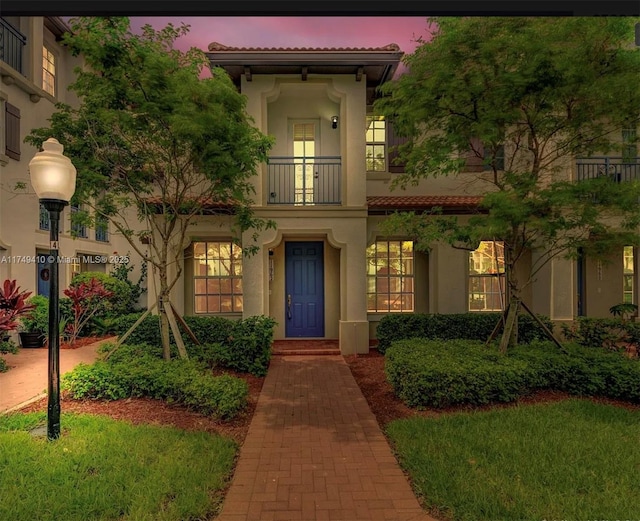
[{"left": 63, "top": 278, "right": 114, "bottom": 345}]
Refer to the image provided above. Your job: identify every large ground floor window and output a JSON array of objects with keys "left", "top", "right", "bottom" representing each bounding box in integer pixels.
[
  {"left": 193, "top": 241, "right": 243, "bottom": 314},
  {"left": 367, "top": 240, "right": 414, "bottom": 312},
  {"left": 469, "top": 240, "right": 506, "bottom": 311},
  {"left": 623, "top": 246, "right": 634, "bottom": 304}
]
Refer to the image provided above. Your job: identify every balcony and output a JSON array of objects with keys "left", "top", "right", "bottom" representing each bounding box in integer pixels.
[
  {"left": 267, "top": 156, "right": 341, "bottom": 206},
  {"left": 576, "top": 157, "right": 640, "bottom": 183},
  {"left": 0, "top": 18, "right": 26, "bottom": 74}
]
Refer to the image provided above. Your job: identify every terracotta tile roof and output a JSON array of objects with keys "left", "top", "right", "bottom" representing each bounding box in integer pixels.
[
  {"left": 367, "top": 195, "right": 484, "bottom": 210},
  {"left": 208, "top": 42, "right": 401, "bottom": 53}
]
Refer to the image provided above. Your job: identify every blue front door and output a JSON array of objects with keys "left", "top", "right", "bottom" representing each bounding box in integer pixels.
[
  {"left": 37, "top": 255, "right": 51, "bottom": 297},
  {"left": 285, "top": 241, "right": 324, "bottom": 337}
]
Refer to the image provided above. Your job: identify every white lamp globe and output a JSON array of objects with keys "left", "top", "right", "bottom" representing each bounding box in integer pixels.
[{"left": 29, "top": 138, "right": 77, "bottom": 202}]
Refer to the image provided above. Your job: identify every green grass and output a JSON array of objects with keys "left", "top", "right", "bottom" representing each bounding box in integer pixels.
[
  {"left": 0, "top": 412, "right": 237, "bottom": 521},
  {"left": 386, "top": 400, "right": 640, "bottom": 521}
]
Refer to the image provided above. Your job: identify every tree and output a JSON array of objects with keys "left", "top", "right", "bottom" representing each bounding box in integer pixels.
[
  {"left": 375, "top": 17, "right": 640, "bottom": 350},
  {"left": 27, "top": 18, "right": 274, "bottom": 359}
]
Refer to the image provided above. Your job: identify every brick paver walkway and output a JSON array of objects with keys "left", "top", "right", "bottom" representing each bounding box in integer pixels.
[
  {"left": 0, "top": 338, "right": 110, "bottom": 413},
  {"left": 217, "top": 355, "right": 436, "bottom": 521}
]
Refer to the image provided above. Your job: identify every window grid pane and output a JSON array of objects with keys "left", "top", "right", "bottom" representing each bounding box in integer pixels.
[
  {"left": 366, "top": 116, "right": 386, "bottom": 172},
  {"left": 193, "top": 241, "right": 243, "bottom": 313},
  {"left": 469, "top": 241, "right": 506, "bottom": 311},
  {"left": 42, "top": 46, "right": 56, "bottom": 96},
  {"left": 623, "top": 246, "right": 634, "bottom": 304},
  {"left": 366, "top": 240, "right": 414, "bottom": 313}
]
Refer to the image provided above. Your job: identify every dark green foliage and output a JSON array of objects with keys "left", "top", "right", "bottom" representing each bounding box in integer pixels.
[
  {"left": 385, "top": 339, "right": 539, "bottom": 408},
  {"left": 512, "top": 342, "right": 640, "bottom": 403},
  {"left": 70, "top": 272, "right": 134, "bottom": 316},
  {"left": 561, "top": 317, "right": 634, "bottom": 351},
  {"left": 385, "top": 339, "right": 640, "bottom": 409},
  {"left": 376, "top": 312, "right": 554, "bottom": 353},
  {"left": 208, "top": 315, "right": 276, "bottom": 376},
  {"left": 109, "top": 254, "right": 147, "bottom": 306},
  {"left": 0, "top": 339, "right": 18, "bottom": 373},
  {"left": 375, "top": 18, "right": 640, "bottom": 349},
  {"left": 111, "top": 313, "right": 276, "bottom": 376},
  {"left": 62, "top": 351, "right": 248, "bottom": 419}
]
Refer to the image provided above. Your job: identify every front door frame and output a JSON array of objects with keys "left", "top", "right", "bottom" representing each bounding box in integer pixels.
[{"left": 285, "top": 240, "right": 325, "bottom": 338}]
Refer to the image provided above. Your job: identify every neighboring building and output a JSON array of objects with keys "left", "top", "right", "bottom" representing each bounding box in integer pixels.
[
  {"left": 143, "top": 43, "right": 634, "bottom": 354},
  {"left": 0, "top": 17, "right": 143, "bottom": 301}
]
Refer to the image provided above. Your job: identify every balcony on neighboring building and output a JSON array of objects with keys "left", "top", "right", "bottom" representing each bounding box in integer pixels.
[
  {"left": 576, "top": 157, "right": 640, "bottom": 183},
  {"left": 0, "top": 18, "right": 27, "bottom": 74},
  {"left": 267, "top": 156, "right": 341, "bottom": 206}
]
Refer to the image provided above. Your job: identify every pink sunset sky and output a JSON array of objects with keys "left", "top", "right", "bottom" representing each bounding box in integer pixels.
[{"left": 129, "top": 17, "right": 431, "bottom": 57}]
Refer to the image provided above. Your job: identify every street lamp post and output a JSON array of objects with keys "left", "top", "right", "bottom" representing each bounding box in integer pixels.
[{"left": 29, "top": 138, "right": 76, "bottom": 440}]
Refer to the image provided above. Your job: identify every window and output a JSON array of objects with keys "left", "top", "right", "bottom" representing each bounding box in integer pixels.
[
  {"left": 42, "top": 45, "right": 56, "bottom": 96},
  {"left": 95, "top": 215, "right": 109, "bottom": 242},
  {"left": 193, "top": 241, "right": 243, "bottom": 313},
  {"left": 293, "top": 122, "right": 315, "bottom": 205},
  {"left": 623, "top": 246, "right": 634, "bottom": 304},
  {"left": 70, "top": 204, "right": 87, "bottom": 238},
  {"left": 5, "top": 102, "right": 20, "bottom": 160},
  {"left": 465, "top": 138, "right": 505, "bottom": 172},
  {"left": 366, "top": 240, "right": 414, "bottom": 312},
  {"left": 366, "top": 116, "right": 386, "bottom": 171},
  {"left": 622, "top": 128, "right": 637, "bottom": 164},
  {"left": 39, "top": 203, "right": 50, "bottom": 230},
  {"left": 469, "top": 241, "right": 506, "bottom": 311}
]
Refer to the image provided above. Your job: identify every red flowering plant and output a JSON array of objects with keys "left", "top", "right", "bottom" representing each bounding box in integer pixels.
[
  {"left": 0, "top": 280, "right": 36, "bottom": 334},
  {"left": 64, "top": 278, "right": 113, "bottom": 345}
]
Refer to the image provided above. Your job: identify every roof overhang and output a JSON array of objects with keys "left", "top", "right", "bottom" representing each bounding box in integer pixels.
[
  {"left": 367, "top": 195, "right": 485, "bottom": 215},
  {"left": 207, "top": 43, "right": 404, "bottom": 104}
]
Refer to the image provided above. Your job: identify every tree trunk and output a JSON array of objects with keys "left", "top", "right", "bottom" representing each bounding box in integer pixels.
[{"left": 159, "top": 296, "right": 172, "bottom": 360}]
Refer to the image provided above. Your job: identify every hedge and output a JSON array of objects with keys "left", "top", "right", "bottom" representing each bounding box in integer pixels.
[
  {"left": 561, "top": 317, "right": 640, "bottom": 351},
  {"left": 62, "top": 351, "right": 248, "bottom": 419},
  {"left": 385, "top": 339, "right": 640, "bottom": 409},
  {"left": 70, "top": 272, "right": 134, "bottom": 315},
  {"left": 111, "top": 313, "right": 276, "bottom": 376},
  {"left": 376, "top": 312, "right": 555, "bottom": 354}
]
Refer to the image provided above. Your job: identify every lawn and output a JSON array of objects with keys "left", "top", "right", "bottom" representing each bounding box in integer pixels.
[
  {"left": 386, "top": 399, "right": 640, "bottom": 521},
  {"left": 0, "top": 412, "right": 237, "bottom": 521}
]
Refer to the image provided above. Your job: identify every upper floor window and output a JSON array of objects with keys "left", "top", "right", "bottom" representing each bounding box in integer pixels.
[
  {"left": 193, "top": 241, "right": 243, "bottom": 314},
  {"left": 366, "top": 116, "right": 386, "bottom": 172},
  {"left": 469, "top": 240, "right": 506, "bottom": 312},
  {"left": 39, "top": 203, "right": 50, "bottom": 230},
  {"left": 623, "top": 246, "right": 634, "bottom": 304},
  {"left": 42, "top": 45, "right": 56, "bottom": 96},
  {"left": 95, "top": 215, "right": 109, "bottom": 242},
  {"left": 366, "top": 240, "right": 414, "bottom": 312},
  {"left": 465, "top": 138, "right": 505, "bottom": 172},
  {"left": 70, "top": 204, "right": 87, "bottom": 238},
  {"left": 622, "top": 128, "right": 637, "bottom": 164}
]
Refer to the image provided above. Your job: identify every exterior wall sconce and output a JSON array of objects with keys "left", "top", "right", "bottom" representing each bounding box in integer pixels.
[{"left": 331, "top": 116, "right": 338, "bottom": 129}]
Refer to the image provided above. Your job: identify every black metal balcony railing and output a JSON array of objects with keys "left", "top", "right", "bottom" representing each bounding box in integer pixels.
[
  {"left": 0, "top": 18, "right": 27, "bottom": 74},
  {"left": 576, "top": 157, "right": 640, "bottom": 183},
  {"left": 267, "top": 156, "right": 341, "bottom": 205}
]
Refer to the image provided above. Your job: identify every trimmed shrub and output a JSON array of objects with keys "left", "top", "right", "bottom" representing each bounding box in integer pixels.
[
  {"left": 69, "top": 272, "right": 134, "bottom": 315},
  {"left": 62, "top": 352, "right": 249, "bottom": 419},
  {"left": 376, "top": 312, "right": 554, "bottom": 353},
  {"left": 385, "top": 338, "right": 640, "bottom": 409},
  {"left": 111, "top": 313, "right": 276, "bottom": 376},
  {"left": 385, "top": 339, "right": 540, "bottom": 408},
  {"left": 561, "top": 317, "right": 637, "bottom": 352}
]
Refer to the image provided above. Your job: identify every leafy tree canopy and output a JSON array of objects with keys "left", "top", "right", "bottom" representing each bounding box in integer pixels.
[
  {"left": 374, "top": 17, "right": 640, "bottom": 347},
  {"left": 27, "top": 17, "right": 274, "bottom": 358}
]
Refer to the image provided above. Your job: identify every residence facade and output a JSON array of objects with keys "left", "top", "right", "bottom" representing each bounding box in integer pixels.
[
  {"left": 0, "top": 16, "right": 143, "bottom": 301},
  {"left": 147, "top": 43, "right": 638, "bottom": 355}
]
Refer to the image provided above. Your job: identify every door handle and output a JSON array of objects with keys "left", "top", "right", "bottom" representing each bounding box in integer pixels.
[{"left": 287, "top": 294, "right": 292, "bottom": 319}]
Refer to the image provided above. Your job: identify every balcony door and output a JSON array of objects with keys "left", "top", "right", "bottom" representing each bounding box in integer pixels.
[{"left": 292, "top": 121, "right": 318, "bottom": 205}]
